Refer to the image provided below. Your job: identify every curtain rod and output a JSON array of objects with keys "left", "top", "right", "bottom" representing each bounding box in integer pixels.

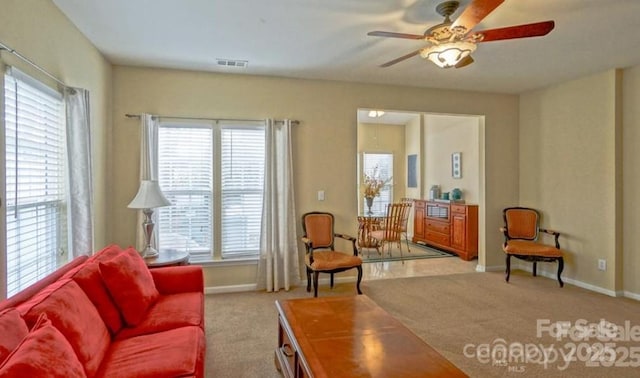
[
  {"left": 0, "top": 41, "right": 68, "bottom": 89},
  {"left": 125, "top": 113, "right": 299, "bottom": 125}
]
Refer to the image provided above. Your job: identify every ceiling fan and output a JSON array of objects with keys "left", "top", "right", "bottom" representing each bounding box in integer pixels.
[{"left": 367, "top": 0, "right": 555, "bottom": 69}]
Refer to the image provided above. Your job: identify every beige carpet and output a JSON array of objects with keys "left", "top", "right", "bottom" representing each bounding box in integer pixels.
[{"left": 205, "top": 271, "right": 640, "bottom": 377}]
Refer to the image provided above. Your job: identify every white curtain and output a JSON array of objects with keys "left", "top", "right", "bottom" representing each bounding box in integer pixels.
[
  {"left": 256, "top": 119, "right": 299, "bottom": 292},
  {"left": 135, "top": 114, "right": 160, "bottom": 250},
  {"left": 65, "top": 87, "right": 93, "bottom": 257}
]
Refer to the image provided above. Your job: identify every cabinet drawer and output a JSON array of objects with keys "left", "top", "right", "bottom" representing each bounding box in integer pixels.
[
  {"left": 426, "top": 230, "right": 450, "bottom": 246},
  {"left": 451, "top": 204, "right": 466, "bottom": 214},
  {"left": 425, "top": 220, "right": 449, "bottom": 234},
  {"left": 278, "top": 318, "right": 297, "bottom": 377},
  {"left": 414, "top": 200, "right": 426, "bottom": 209}
]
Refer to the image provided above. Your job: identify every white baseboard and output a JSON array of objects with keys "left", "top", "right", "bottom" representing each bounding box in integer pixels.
[
  {"left": 513, "top": 263, "right": 623, "bottom": 297},
  {"left": 205, "top": 284, "right": 256, "bottom": 294},
  {"left": 204, "top": 268, "right": 639, "bottom": 301},
  {"left": 476, "top": 264, "right": 505, "bottom": 272},
  {"left": 623, "top": 291, "right": 640, "bottom": 301}
]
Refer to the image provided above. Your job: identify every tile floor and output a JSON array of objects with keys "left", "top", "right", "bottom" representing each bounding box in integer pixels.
[{"left": 362, "top": 254, "right": 478, "bottom": 281}]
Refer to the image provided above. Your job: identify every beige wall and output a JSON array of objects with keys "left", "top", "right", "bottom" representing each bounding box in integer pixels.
[
  {"left": 519, "top": 70, "right": 621, "bottom": 293},
  {"left": 405, "top": 115, "right": 422, "bottom": 201},
  {"left": 623, "top": 65, "right": 640, "bottom": 296},
  {"left": 424, "top": 114, "right": 480, "bottom": 205},
  {"left": 0, "top": 0, "right": 112, "bottom": 251},
  {"left": 112, "top": 66, "right": 519, "bottom": 287}
]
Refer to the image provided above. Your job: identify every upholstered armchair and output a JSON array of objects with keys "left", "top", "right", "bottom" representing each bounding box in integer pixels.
[
  {"left": 301, "top": 212, "right": 363, "bottom": 297},
  {"left": 500, "top": 207, "right": 564, "bottom": 287}
]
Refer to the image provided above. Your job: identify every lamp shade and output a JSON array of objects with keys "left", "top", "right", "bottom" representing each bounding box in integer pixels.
[
  {"left": 420, "top": 41, "right": 477, "bottom": 68},
  {"left": 128, "top": 180, "right": 171, "bottom": 209}
]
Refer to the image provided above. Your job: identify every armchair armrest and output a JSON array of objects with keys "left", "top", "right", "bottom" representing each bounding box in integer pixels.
[
  {"left": 540, "top": 228, "right": 561, "bottom": 248},
  {"left": 335, "top": 233, "right": 356, "bottom": 242},
  {"left": 335, "top": 233, "right": 358, "bottom": 256},
  {"left": 499, "top": 226, "right": 509, "bottom": 246},
  {"left": 150, "top": 265, "right": 204, "bottom": 295}
]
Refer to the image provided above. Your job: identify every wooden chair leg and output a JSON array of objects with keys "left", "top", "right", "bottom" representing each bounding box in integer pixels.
[
  {"left": 355, "top": 266, "right": 363, "bottom": 295},
  {"left": 313, "top": 271, "right": 320, "bottom": 297},
  {"left": 306, "top": 268, "right": 311, "bottom": 292},
  {"left": 505, "top": 254, "right": 511, "bottom": 282},
  {"left": 557, "top": 257, "right": 564, "bottom": 288},
  {"left": 533, "top": 261, "right": 537, "bottom": 277}
]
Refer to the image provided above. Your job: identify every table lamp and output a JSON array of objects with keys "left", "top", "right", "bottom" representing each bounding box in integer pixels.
[{"left": 128, "top": 180, "right": 171, "bottom": 258}]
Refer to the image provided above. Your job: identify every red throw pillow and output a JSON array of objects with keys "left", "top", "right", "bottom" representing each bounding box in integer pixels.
[
  {"left": 71, "top": 262, "right": 124, "bottom": 334},
  {"left": 0, "top": 313, "right": 86, "bottom": 378},
  {"left": 99, "top": 247, "right": 160, "bottom": 326},
  {"left": 0, "top": 309, "right": 29, "bottom": 363},
  {"left": 19, "top": 280, "right": 110, "bottom": 377}
]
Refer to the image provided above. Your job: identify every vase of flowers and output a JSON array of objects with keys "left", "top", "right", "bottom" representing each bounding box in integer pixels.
[
  {"left": 362, "top": 168, "right": 392, "bottom": 215},
  {"left": 365, "top": 196, "right": 375, "bottom": 215}
]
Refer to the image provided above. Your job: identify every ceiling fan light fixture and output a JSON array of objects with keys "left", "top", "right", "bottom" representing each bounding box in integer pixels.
[
  {"left": 420, "top": 41, "right": 477, "bottom": 68},
  {"left": 368, "top": 110, "right": 385, "bottom": 118}
]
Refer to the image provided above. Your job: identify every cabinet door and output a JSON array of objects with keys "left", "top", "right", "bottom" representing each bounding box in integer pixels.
[
  {"left": 414, "top": 205, "right": 425, "bottom": 239},
  {"left": 451, "top": 214, "right": 466, "bottom": 250}
]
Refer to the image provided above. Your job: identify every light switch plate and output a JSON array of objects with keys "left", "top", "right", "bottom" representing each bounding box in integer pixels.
[{"left": 317, "top": 190, "right": 325, "bottom": 201}]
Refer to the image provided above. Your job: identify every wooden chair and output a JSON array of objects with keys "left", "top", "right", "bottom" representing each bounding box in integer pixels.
[
  {"left": 370, "top": 203, "right": 412, "bottom": 260},
  {"left": 500, "top": 207, "right": 564, "bottom": 287},
  {"left": 301, "top": 212, "right": 363, "bottom": 297},
  {"left": 400, "top": 198, "right": 413, "bottom": 252}
]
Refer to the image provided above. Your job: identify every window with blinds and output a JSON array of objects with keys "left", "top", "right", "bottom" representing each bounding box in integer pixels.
[
  {"left": 157, "top": 121, "right": 265, "bottom": 261},
  {"left": 362, "top": 152, "right": 393, "bottom": 214},
  {"left": 4, "top": 69, "right": 67, "bottom": 297}
]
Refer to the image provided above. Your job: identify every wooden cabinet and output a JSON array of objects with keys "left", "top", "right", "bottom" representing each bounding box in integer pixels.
[
  {"left": 413, "top": 200, "right": 426, "bottom": 240},
  {"left": 412, "top": 200, "right": 478, "bottom": 260}
]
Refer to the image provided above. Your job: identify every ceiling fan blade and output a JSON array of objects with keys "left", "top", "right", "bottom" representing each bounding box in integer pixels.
[
  {"left": 475, "top": 21, "right": 555, "bottom": 42},
  {"left": 380, "top": 49, "right": 422, "bottom": 67},
  {"left": 367, "top": 31, "right": 424, "bottom": 40},
  {"left": 451, "top": 0, "right": 505, "bottom": 32},
  {"left": 455, "top": 55, "right": 474, "bottom": 68}
]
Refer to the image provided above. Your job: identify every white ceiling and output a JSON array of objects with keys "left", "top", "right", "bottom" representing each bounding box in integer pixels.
[{"left": 52, "top": 0, "right": 640, "bottom": 94}]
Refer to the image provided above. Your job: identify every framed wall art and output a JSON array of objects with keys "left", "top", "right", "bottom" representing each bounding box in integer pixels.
[{"left": 452, "top": 152, "right": 462, "bottom": 179}]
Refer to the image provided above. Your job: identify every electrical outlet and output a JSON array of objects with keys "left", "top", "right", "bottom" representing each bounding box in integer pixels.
[{"left": 598, "top": 259, "right": 607, "bottom": 271}]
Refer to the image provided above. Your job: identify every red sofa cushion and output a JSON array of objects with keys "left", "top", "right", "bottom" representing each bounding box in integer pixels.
[
  {"left": 71, "top": 261, "right": 124, "bottom": 334},
  {"left": 96, "top": 326, "right": 205, "bottom": 378},
  {"left": 150, "top": 265, "right": 204, "bottom": 295},
  {"left": 0, "top": 308, "right": 28, "bottom": 363},
  {"left": 0, "top": 314, "right": 86, "bottom": 378},
  {"left": 115, "top": 292, "right": 204, "bottom": 340},
  {"left": 18, "top": 280, "right": 110, "bottom": 377},
  {"left": 99, "top": 247, "right": 160, "bottom": 326},
  {"left": 90, "top": 244, "right": 124, "bottom": 263}
]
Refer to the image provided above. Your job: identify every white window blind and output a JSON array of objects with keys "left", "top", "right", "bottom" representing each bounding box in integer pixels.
[
  {"left": 157, "top": 125, "right": 212, "bottom": 260},
  {"left": 4, "top": 68, "right": 67, "bottom": 297},
  {"left": 363, "top": 152, "right": 393, "bottom": 214},
  {"left": 220, "top": 126, "right": 264, "bottom": 258},
  {"left": 157, "top": 121, "right": 265, "bottom": 261}
]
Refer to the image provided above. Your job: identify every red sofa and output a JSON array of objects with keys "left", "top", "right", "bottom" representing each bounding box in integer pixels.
[{"left": 0, "top": 244, "right": 205, "bottom": 377}]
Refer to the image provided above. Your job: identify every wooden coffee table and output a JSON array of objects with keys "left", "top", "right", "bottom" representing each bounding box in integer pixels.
[{"left": 274, "top": 295, "right": 467, "bottom": 377}]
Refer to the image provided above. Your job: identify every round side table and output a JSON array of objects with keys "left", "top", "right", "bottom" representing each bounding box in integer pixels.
[{"left": 145, "top": 250, "right": 190, "bottom": 268}]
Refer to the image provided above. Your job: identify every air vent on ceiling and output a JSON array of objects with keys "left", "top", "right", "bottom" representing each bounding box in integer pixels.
[{"left": 216, "top": 59, "right": 248, "bottom": 68}]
